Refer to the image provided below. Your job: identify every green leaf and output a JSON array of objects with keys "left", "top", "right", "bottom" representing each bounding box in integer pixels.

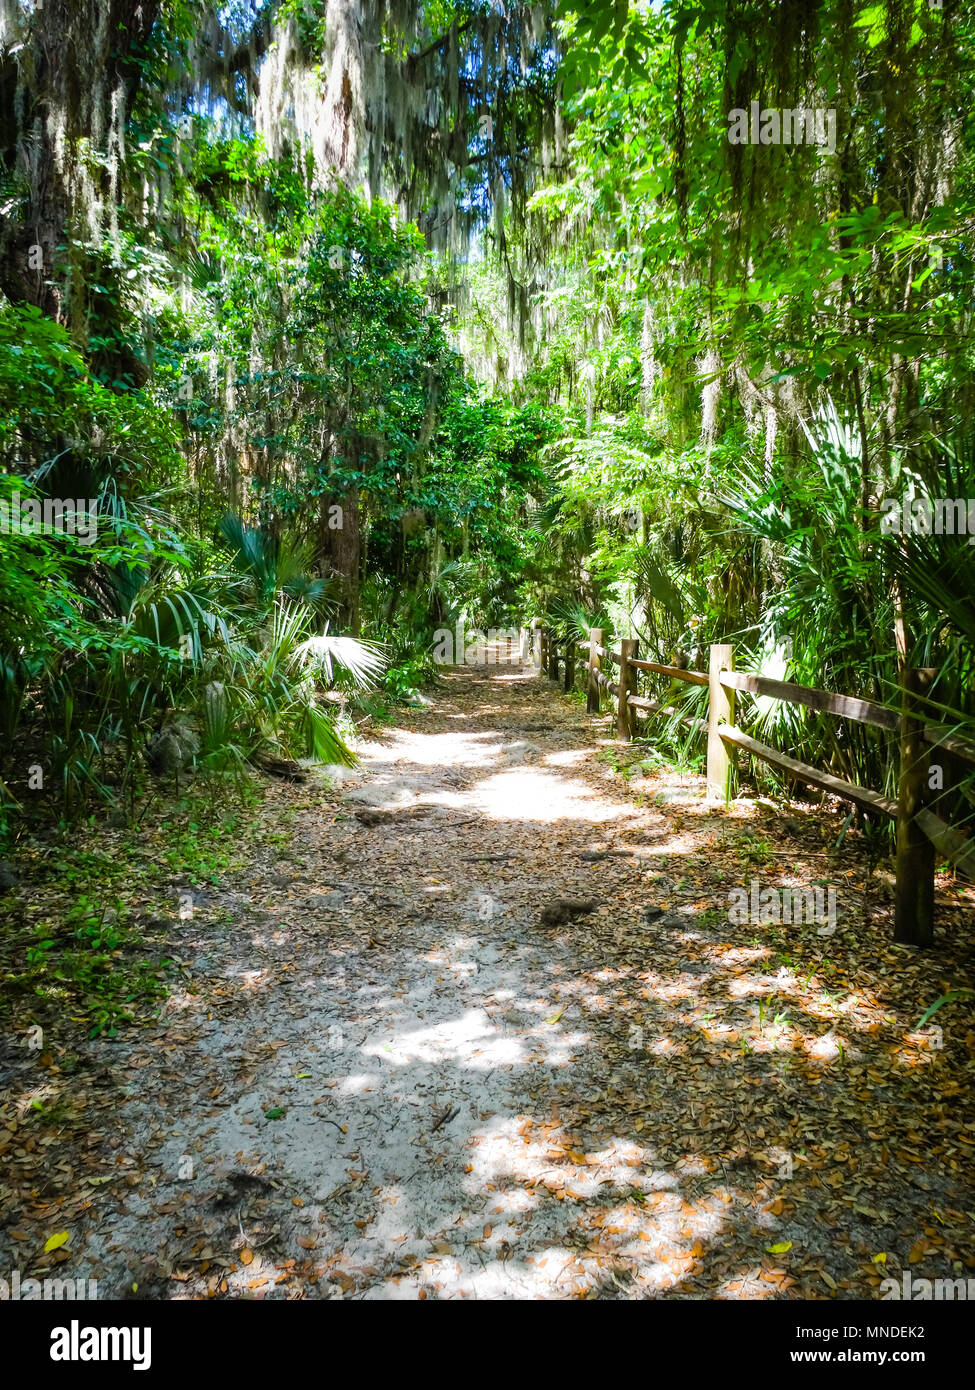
[{"left": 917, "top": 990, "right": 974, "bottom": 1029}]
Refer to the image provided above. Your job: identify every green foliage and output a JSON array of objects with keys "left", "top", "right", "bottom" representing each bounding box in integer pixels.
[
  {"left": 3, "top": 0, "right": 974, "bottom": 960},
  {"left": 383, "top": 655, "right": 432, "bottom": 704},
  {"left": 475, "top": 0, "right": 975, "bottom": 816},
  {"left": 0, "top": 104, "right": 556, "bottom": 837}
]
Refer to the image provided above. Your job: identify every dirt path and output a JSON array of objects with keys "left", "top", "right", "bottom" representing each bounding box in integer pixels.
[{"left": 2, "top": 658, "right": 973, "bottom": 1300}]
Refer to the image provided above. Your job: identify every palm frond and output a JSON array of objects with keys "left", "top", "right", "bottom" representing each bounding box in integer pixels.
[{"left": 296, "top": 631, "right": 387, "bottom": 688}]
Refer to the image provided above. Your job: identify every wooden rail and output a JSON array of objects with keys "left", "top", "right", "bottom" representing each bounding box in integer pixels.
[
  {"left": 718, "top": 670, "right": 897, "bottom": 730},
  {"left": 630, "top": 657, "right": 710, "bottom": 687},
  {"left": 922, "top": 724, "right": 975, "bottom": 766},
  {"left": 717, "top": 725, "right": 899, "bottom": 820},
  {"left": 521, "top": 620, "right": 974, "bottom": 947}
]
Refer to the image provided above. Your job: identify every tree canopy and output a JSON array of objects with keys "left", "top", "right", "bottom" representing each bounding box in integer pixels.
[{"left": 0, "top": 0, "right": 972, "bottom": 833}]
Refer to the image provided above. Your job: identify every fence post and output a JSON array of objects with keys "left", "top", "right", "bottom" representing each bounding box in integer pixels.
[
  {"left": 532, "top": 619, "right": 542, "bottom": 670},
  {"left": 618, "top": 638, "right": 638, "bottom": 740},
  {"left": 707, "top": 643, "right": 736, "bottom": 801},
  {"left": 564, "top": 646, "right": 575, "bottom": 692},
  {"left": 587, "top": 628, "right": 603, "bottom": 714},
  {"left": 548, "top": 633, "right": 560, "bottom": 682},
  {"left": 538, "top": 625, "right": 548, "bottom": 675},
  {"left": 894, "top": 666, "right": 937, "bottom": 946},
  {"left": 627, "top": 638, "right": 640, "bottom": 738},
  {"left": 519, "top": 626, "right": 529, "bottom": 663}
]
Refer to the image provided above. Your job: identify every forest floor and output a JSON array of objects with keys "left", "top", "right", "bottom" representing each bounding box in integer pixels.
[{"left": 1, "top": 657, "right": 974, "bottom": 1300}]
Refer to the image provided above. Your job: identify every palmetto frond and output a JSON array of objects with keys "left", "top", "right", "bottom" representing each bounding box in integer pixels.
[
  {"left": 295, "top": 631, "right": 387, "bottom": 688},
  {"left": 218, "top": 512, "right": 339, "bottom": 613}
]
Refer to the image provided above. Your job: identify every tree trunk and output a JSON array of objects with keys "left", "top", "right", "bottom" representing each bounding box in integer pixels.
[
  {"left": 320, "top": 485, "right": 361, "bottom": 633},
  {"left": 0, "top": 1, "right": 161, "bottom": 319}
]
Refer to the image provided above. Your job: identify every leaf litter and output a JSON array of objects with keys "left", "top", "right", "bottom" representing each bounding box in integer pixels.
[{"left": 0, "top": 660, "right": 973, "bottom": 1299}]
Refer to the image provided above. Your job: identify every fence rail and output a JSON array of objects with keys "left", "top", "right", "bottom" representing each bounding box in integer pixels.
[{"left": 519, "top": 619, "right": 973, "bottom": 947}]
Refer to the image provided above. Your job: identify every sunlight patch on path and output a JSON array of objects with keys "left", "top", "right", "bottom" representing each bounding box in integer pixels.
[{"left": 473, "top": 768, "right": 635, "bottom": 824}]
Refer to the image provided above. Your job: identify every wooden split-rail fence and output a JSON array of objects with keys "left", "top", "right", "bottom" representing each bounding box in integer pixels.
[{"left": 517, "top": 621, "right": 975, "bottom": 948}]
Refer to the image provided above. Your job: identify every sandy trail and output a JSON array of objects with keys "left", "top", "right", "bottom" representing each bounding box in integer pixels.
[{"left": 2, "top": 657, "right": 972, "bottom": 1300}]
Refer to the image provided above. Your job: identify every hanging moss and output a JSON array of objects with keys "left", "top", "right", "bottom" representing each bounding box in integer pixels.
[
  {"left": 213, "top": 3, "right": 562, "bottom": 347},
  {"left": 1, "top": 2, "right": 561, "bottom": 385}
]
